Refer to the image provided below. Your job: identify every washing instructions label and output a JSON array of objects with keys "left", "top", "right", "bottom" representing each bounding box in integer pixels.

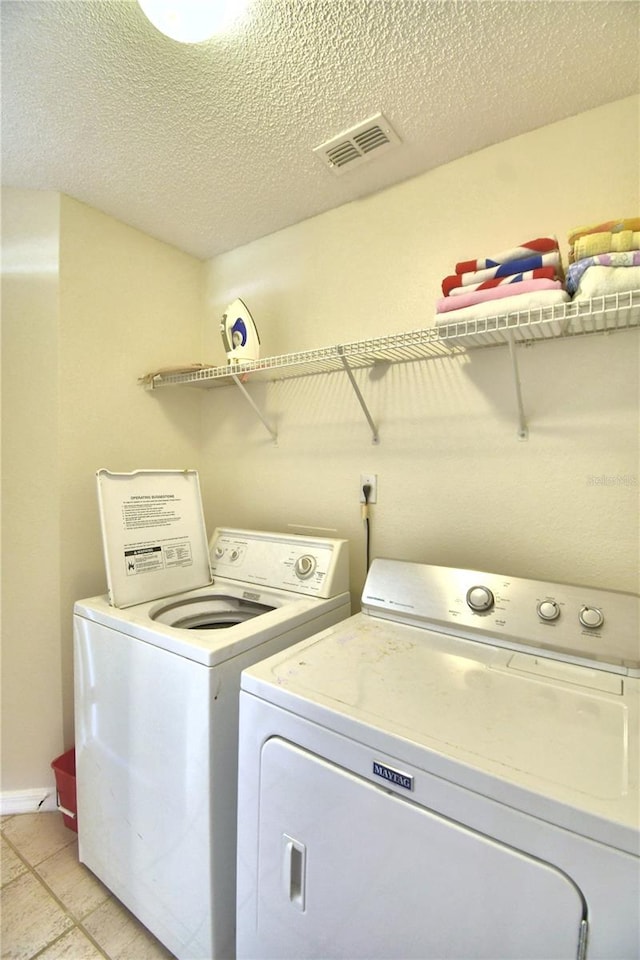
[
  {"left": 121, "top": 492, "right": 182, "bottom": 531},
  {"left": 124, "top": 540, "right": 193, "bottom": 576},
  {"left": 120, "top": 493, "right": 195, "bottom": 575}
]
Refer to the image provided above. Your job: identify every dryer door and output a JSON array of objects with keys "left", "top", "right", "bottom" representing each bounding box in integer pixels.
[{"left": 247, "top": 738, "right": 586, "bottom": 960}]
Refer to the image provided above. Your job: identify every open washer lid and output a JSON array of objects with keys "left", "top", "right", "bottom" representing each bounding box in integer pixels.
[{"left": 96, "top": 469, "right": 212, "bottom": 608}]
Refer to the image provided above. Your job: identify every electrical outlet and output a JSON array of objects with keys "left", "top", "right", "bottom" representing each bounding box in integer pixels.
[{"left": 359, "top": 473, "right": 378, "bottom": 504}]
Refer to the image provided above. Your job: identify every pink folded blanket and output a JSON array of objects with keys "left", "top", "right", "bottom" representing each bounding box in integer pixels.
[
  {"left": 456, "top": 237, "right": 558, "bottom": 274},
  {"left": 436, "top": 278, "right": 563, "bottom": 314},
  {"left": 435, "top": 288, "right": 570, "bottom": 325},
  {"left": 442, "top": 250, "right": 562, "bottom": 296}
]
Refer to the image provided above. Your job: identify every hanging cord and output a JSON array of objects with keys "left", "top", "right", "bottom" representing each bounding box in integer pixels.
[{"left": 361, "top": 483, "right": 371, "bottom": 572}]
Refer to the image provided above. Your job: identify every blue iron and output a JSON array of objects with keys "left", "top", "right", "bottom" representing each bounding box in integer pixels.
[{"left": 220, "top": 298, "right": 260, "bottom": 364}]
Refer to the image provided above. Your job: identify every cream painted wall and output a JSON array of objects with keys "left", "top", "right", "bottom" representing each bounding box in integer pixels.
[
  {"left": 1, "top": 191, "right": 205, "bottom": 796},
  {"left": 201, "top": 97, "right": 639, "bottom": 604},
  {"left": 57, "top": 197, "right": 205, "bottom": 748},
  {"left": 2, "top": 189, "right": 63, "bottom": 794}
]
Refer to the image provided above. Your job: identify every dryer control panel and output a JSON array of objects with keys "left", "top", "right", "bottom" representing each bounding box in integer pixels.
[
  {"left": 210, "top": 528, "right": 349, "bottom": 599},
  {"left": 361, "top": 559, "right": 639, "bottom": 676}
]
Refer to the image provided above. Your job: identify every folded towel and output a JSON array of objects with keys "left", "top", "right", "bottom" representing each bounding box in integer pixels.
[
  {"left": 571, "top": 265, "right": 640, "bottom": 301},
  {"left": 566, "top": 251, "right": 640, "bottom": 294},
  {"left": 456, "top": 236, "right": 558, "bottom": 274},
  {"left": 570, "top": 230, "right": 640, "bottom": 263},
  {"left": 447, "top": 266, "right": 558, "bottom": 297},
  {"left": 568, "top": 218, "right": 640, "bottom": 246},
  {"left": 442, "top": 250, "right": 562, "bottom": 296},
  {"left": 435, "top": 288, "right": 570, "bottom": 326},
  {"left": 437, "top": 278, "right": 563, "bottom": 314}
]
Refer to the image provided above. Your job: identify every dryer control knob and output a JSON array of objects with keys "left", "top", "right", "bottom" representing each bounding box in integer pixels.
[
  {"left": 214, "top": 546, "right": 224, "bottom": 559},
  {"left": 579, "top": 606, "right": 604, "bottom": 629},
  {"left": 537, "top": 600, "right": 561, "bottom": 622},
  {"left": 466, "top": 585, "right": 495, "bottom": 612},
  {"left": 294, "top": 555, "right": 316, "bottom": 579}
]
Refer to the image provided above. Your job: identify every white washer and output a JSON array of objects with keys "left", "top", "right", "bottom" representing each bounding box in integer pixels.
[
  {"left": 237, "top": 558, "right": 639, "bottom": 960},
  {"left": 74, "top": 472, "right": 350, "bottom": 960}
]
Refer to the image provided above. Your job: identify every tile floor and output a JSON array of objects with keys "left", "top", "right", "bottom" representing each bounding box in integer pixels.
[{"left": 1, "top": 813, "right": 176, "bottom": 960}]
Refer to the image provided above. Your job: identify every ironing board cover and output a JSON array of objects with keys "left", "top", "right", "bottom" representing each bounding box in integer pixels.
[{"left": 96, "top": 469, "right": 212, "bottom": 607}]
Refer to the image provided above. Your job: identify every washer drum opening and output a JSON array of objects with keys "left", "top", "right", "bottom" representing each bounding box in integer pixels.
[{"left": 151, "top": 595, "right": 274, "bottom": 630}]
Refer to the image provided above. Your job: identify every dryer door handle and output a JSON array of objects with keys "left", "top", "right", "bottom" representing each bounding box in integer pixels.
[{"left": 283, "top": 834, "right": 306, "bottom": 911}]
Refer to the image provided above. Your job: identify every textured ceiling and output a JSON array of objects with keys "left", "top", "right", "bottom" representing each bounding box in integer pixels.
[{"left": 2, "top": 0, "right": 639, "bottom": 260}]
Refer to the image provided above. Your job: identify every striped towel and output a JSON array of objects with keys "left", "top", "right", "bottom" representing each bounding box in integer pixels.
[
  {"left": 570, "top": 230, "right": 640, "bottom": 264},
  {"left": 568, "top": 218, "right": 640, "bottom": 246},
  {"left": 447, "top": 266, "right": 557, "bottom": 297},
  {"left": 442, "top": 250, "right": 562, "bottom": 296},
  {"left": 455, "top": 237, "right": 558, "bottom": 274}
]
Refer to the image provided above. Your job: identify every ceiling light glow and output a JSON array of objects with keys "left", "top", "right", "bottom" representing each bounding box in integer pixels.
[{"left": 137, "top": 0, "right": 248, "bottom": 43}]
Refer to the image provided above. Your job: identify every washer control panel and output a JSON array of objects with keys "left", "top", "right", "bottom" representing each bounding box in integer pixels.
[
  {"left": 209, "top": 528, "right": 349, "bottom": 598},
  {"left": 362, "top": 559, "right": 639, "bottom": 675}
]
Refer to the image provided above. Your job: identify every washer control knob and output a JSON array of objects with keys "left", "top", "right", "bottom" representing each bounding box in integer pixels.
[
  {"left": 466, "top": 585, "right": 495, "bottom": 612},
  {"left": 537, "top": 599, "right": 561, "bottom": 622},
  {"left": 214, "top": 546, "right": 224, "bottom": 559},
  {"left": 229, "top": 549, "right": 240, "bottom": 562},
  {"left": 579, "top": 606, "right": 604, "bottom": 629},
  {"left": 294, "top": 555, "right": 316, "bottom": 579}
]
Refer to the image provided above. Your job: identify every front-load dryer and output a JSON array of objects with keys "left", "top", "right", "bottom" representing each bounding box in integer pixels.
[
  {"left": 237, "top": 558, "right": 639, "bottom": 960},
  {"left": 74, "top": 470, "right": 350, "bottom": 960}
]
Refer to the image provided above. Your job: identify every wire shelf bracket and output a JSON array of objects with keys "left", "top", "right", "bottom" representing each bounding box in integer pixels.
[
  {"left": 337, "top": 346, "right": 380, "bottom": 444},
  {"left": 507, "top": 333, "right": 528, "bottom": 441},
  {"left": 231, "top": 373, "right": 278, "bottom": 444}
]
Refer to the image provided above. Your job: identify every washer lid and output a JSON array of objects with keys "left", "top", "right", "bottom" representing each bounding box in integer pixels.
[{"left": 96, "top": 469, "right": 212, "bottom": 608}]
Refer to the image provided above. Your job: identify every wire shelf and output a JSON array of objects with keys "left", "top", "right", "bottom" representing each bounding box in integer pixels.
[{"left": 144, "top": 289, "right": 640, "bottom": 390}]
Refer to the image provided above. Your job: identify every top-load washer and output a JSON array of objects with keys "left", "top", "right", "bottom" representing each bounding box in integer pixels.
[
  {"left": 73, "top": 470, "right": 350, "bottom": 960},
  {"left": 237, "top": 558, "right": 639, "bottom": 960}
]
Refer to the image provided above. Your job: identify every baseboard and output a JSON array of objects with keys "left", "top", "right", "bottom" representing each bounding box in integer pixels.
[{"left": 1, "top": 788, "right": 58, "bottom": 815}]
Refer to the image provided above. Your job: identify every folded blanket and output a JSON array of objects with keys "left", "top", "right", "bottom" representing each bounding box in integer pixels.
[
  {"left": 571, "top": 265, "right": 640, "bottom": 301},
  {"left": 568, "top": 218, "right": 640, "bottom": 246},
  {"left": 435, "top": 288, "right": 569, "bottom": 326},
  {"left": 571, "top": 230, "right": 640, "bottom": 263},
  {"left": 442, "top": 250, "right": 561, "bottom": 296},
  {"left": 448, "top": 266, "right": 558, "bottom": 297},
  {"left": 566, "top": 251, "right": 640, "bottom": 294},
  {"left": 456, "top": 236, "right": 558, "bottom": 274},
  {"left": 437, "top": 278, "right": 563, "bottom": 314}
]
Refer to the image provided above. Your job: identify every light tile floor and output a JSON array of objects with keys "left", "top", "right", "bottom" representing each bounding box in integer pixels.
[{"left": 1, "top": 813, "right": 176, "bottom": 960}]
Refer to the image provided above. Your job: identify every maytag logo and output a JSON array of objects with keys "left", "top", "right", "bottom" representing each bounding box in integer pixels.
[
  {"left": 242, "top": 590, "right": 261, "bottom": 602},
  {"left": 372, "top": 761, "right": 413, "bottom": 791}
]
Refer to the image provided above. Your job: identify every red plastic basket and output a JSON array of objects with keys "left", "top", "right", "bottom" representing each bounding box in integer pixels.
[{"left": 50, "top": 748, "right": 77, "bottom": 832}]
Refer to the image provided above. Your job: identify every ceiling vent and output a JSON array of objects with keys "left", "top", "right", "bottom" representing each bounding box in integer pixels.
[{"left": 313, "top": 112, "right": 401, "bottom": 175}]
